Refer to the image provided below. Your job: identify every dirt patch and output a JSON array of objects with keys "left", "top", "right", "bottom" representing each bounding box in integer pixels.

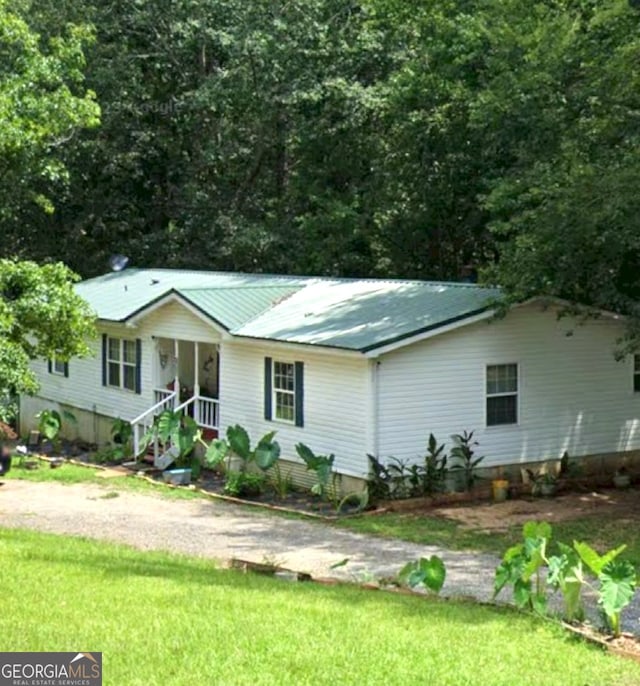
[{"left": 429, "top": 487, "right": 640, "bottom": 533}]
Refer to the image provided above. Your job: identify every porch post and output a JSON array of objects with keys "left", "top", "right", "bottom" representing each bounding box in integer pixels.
[
  {"left": 173, "top": 339, "right": 179, "bottom": 401},
  {"left": 193, "top": 342, "right": 200, "bottom": 423}
]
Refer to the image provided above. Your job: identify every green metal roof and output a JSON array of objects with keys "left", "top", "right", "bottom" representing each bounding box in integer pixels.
[{"left": 77, "top": 269, "right": 501, "bottom": 352}]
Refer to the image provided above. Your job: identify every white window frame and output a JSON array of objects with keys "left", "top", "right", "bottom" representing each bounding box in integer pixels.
[
  {"left": 51, "top": 358, "right": 66, "bottom": 376},
  {"left": 634, "top": 355, "right": 640, "bottom": 394},
  {"left": 107, "top": 337, "right": 137, "bottom": 392},
  {"left": 272, "top": 360, "right": 296, "bottom": 424},
  {"left": 485, "top": 363, "right": 519, "bottom": 427}
]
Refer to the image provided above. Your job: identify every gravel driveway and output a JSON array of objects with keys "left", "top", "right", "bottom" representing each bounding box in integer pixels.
[{"left": 2, "top": 479, "right": 639, "bottom": 635}]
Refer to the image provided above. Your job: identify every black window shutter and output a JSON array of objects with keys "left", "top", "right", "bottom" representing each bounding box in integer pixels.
[
  {"left": 135, "top": 338, "right": 142, "bottom": 394},
  {"left": 64, "top": 362, "right": 69, "bottom": 378},
  {"left": 264, "top": 357, "right": 272, "bottom": 420},
  {"left": 294, "top": 361, "right": 304, "bottom": 427},
  {"left": 47, "top": 359, "right": 52, "bottom": 374},
  {"left": 101, "top": 334, "right": 107, "bottom": 386}
]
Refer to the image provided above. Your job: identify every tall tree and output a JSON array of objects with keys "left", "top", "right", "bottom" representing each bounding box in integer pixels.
[{"left": 0, "top": 0, "right": 99, "bottom": 249}]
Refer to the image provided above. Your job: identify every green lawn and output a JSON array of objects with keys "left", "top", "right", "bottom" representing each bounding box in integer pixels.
[
  {"left": 1, "top": 528, "right": 639, "bottom": 686},
  {"left": 3, "top": 460, "right": 203, "bottom": 500},
  {"left": 337, "top": 510, "right": 640, "bottom": 569}
]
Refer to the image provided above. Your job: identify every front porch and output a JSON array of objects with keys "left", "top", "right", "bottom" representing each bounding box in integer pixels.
[{"left": 132, "top": 337, "right": 221, "bottom": 460}]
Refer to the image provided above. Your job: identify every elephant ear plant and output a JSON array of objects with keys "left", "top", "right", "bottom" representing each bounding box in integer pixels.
[
  {"left": 36, "top": 408, "right": 76, "bottom": 453},
  {"left": 494, "top": 519, "right": 637, "bottom": 639},
  {"left": 141, "top": 410, "right": 222, "bottom": 478},
  {"left": 204, "top": 424, "right": 281, "bottom": 497},
  {"left": 295, "top": 442, "right": 335, "bottom": 498},
  {"left": 399, "top": 555, "right": 446, "bottom": 595}
]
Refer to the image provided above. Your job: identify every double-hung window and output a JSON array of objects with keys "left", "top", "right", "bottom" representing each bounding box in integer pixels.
[
  {"left": 486, "top": 364, "right": 518, "bottom": 426},
  {"left": 273, "top": 361, "right": 295, "bottom": 422},
  {"left": 264, "top": 357, "right": 304, "bottom": 427},
  {"left": 634, "top": 355, "right": 640, "bottom": 393},
  {"left": 103, "top": 335, "right": 141, "bottom": 393},
  {"left": 48, "top": 357, "right": 68, "bottom": 377}
]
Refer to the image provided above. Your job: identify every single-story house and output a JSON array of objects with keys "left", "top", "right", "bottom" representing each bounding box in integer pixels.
[{"left": 20, "top": 268, "right": 640, "bottom": 487}]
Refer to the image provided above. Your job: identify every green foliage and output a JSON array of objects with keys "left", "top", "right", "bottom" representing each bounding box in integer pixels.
[
  {"left": 494, "top": 520, "right": 637, "bottom": 637},
  {"left": 223, "top": 471, "right": 265, "bottom": 498},
  {"left": 141, "top": 410, "right": 205, "bottom": 470},
  {"left": 546, "top": 542, "right": 585, "bottom": 623},
  {"left": 223, "top": 424, "right": 280, "bottom": 473},
  {"left": 398, "top": 556, "right": 446, "bottom": 595},
  {"left": 449, "top": 431, "right": 484, "bottom": 491},
  {"left": 494, "top": 521, "right": 552, "bottom": 615},
  {"left": 227, "top": 424, "right": 251, "bottom": 462},
  {"left": 598, "top": 560, "right": 637, "bottom": 638},
  {"left": 575, "top": 541, "right": 636, "bottom": 637},
  {"left": 0, "top": 259, "right": 96, "bottom": 395},
  {"left": 0, "top": 2, "right": 99, "bottom": 233},
  {"left": 295, "top": 442, "right": 335, "bottom": 498},
  {"left": 37, "top": 409, "right": 62, "bottom": 442},
  {"left": 203, "top": 438, "right": 229, "bottom": 470},
  {"left": 110, "top": 417, "right": 133, "bottom": 461},
  {"left": 36, "top": 408, "right": 75, "bottom": 449},
  {"left": 269, "top": 464, "right": 294, "bottom": 500}
]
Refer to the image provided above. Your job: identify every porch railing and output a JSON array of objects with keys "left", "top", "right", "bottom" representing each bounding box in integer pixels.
[
  {"left": 174, "top": 395, "right": 219, "bottom": 431},
  {"left": 131, "top": 390, "right": 178, "bottom": 458},
  {"left": 154, "top": 387, "right": 177, "bottom": 407}
]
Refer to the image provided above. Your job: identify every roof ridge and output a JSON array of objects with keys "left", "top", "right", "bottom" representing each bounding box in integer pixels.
[{"left": 90, "top": 267, "right": 488, "bottom": 290}]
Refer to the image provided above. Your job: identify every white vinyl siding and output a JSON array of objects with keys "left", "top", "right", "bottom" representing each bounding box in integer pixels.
[
  {"left": 486, "top": 363, "right": 518, "bottom": 426},
  {"left": 222, "top": 342, "right": 369, "bottom": 478},
  {"left": 376, "top": 305, "right": 640, "bottom": 467}
]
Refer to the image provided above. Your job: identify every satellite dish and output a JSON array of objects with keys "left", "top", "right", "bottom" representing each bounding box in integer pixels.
[{"left": 108, "top": 254, "right": 129, "bottom": 272}]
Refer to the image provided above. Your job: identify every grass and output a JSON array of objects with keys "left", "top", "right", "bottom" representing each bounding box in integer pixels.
[
  {"left": 337, "top": 512, "right": 508, "bottom": 554},
  {"left": 3, "top": 461, "right": 203, "bottom": 500},
  {"left": 1, "top": 528, "right": 639, "bottom": 686},
  {"left": 337, "top": 510, "right": 640, "bottom": 568}
]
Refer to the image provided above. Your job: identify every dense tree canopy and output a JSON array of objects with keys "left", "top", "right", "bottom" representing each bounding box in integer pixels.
[
  {"left": 0, "top": 0, "right": 99, "bottom": 236},
  {"left": 2, "top": 0, "right": 640, "bottom": 324}
]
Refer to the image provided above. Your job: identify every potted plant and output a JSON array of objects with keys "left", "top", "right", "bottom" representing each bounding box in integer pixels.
[
  {"left": 539, "top": 472, "right": 558, "bottom": 497},
  {"left": 613, "top": 465, "right": 631, "bottom": 489},
  {"left": 491, "top": 477, "right": 509, "bottom": 503}
]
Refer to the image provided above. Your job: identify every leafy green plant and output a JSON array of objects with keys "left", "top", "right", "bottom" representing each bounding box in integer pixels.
[
  {"left": 574, "top": 541, "right": 637, "bottom": 637},
  {"left": 295, "top": 442, "right": 335, "bottom": 498},
  {"left": 36, "top": 408, "right": 76, "bottom": 451},
  {"left": 421, "top": 433, "right": 448, "bottom": 494},
  {"left": 546, "top": 542, "right": 586, "bottom": 623},
  {"left": 223, "top": 471, "right": 265, "bottom": 497},
  {"left": 494, "top": 521, "right": 552, "bottom": 615},
  {"left": 224, "top": 425, "right": 281, "bottom": 473},
  {"left": 366, "top": 454, "right": 394, "bottom": 502},
  {"left": 526, "top": 465, "right": 558, "bottom": 496},
  {"left": 449, "top": 430, "right": 484, "bottom": 491},
  {"left": 202, "top": 424, "right": 280, "bottom": 495},
  {"left": 398, "top": 555, "right": 446, "bottom": 594},
  {"left": 110, "top": 417, "right": 133, "bottom": 462},
  {"left": 140, "top": 410, "right": 221, "bottom": 474},
  {"left": 269, "top": 464, "right": 294, "bottom": 500}
]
